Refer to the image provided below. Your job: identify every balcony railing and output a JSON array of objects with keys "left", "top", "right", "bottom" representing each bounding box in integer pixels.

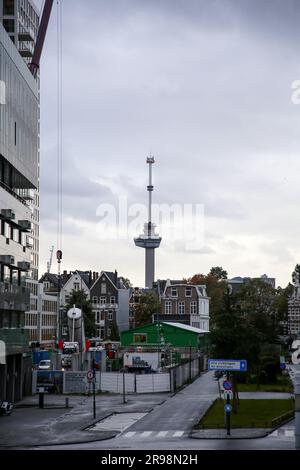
[
  {"left": 0, "top": 328, "right": 30, "bottom": 355},
  {"left": 92, "top": 303, "right": 118, "bottom": 309},
  {"left": 0, "top": 282, "right": 30, "bottom": 311}
]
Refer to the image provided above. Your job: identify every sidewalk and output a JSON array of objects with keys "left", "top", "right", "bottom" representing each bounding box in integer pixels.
[
  {"left": 0, "top": 392, "right": 170, "bottom": 448},
  {"left": 190, "top": 428, "right": 272, "bottom": 439}
]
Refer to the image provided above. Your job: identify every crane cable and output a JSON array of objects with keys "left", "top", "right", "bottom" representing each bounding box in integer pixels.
[
  {"left": 56, "top": 0, "right": 63, "bottom": 343},
  {"left": 56, "top": 0, "right": 63, "bottom": 263}
]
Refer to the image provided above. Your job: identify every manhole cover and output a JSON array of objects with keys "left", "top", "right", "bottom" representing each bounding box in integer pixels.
[{"left": 88, "top": 412, "right": 147, "bottom": 432}]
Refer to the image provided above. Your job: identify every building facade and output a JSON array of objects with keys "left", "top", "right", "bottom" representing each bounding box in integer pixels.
[
  {"left": 90, "top": 271, "right": 129, "bottom": 340},
  {"left": 227, "top": 274, "right": 276, "bottom": 295},
  {"left": 0, "top": 10, "right": 39, "bottom": 400},
  {"left": 154, "top": 279, "right": 209, "bottom": 331},
  {"left": 1, "top": 0, "right": 41, "bottom": 347}
]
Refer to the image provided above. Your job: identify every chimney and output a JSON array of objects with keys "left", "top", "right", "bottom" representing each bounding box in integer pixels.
[{"left": 96, "top": 272, "right": 99, "bottom": 279}]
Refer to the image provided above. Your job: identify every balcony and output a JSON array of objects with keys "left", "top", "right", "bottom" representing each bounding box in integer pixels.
[
  {"left": 0, "top": 282, "right": 30, "bottom": 312},
  {"left": 0, "top": 328, "right": 30, "bottom": 355},
  {"left": 18, "top": 27, "right": 34, "bottom": 42},
  {"left": 92, "top": 303, "right": 118, "bottom": 309}
]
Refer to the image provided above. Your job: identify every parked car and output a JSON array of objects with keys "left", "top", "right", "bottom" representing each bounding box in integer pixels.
[{"left": 38, "top": 360, "right": 51, "bottom": 370}]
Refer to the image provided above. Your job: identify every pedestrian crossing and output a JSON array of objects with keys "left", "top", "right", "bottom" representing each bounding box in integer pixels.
[
  {"left": 121, "top": 430, "right": 186, "bottom": 439},
  {"left": 269, "top": 428, "right": 294, "bottom": 438}
]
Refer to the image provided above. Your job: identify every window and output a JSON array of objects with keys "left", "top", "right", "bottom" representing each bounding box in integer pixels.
[
  {"left": 185, "top": 286, "right": 192, "bottom": 297},
  {"left": 178, "top": 301, "right": 185, "bottom": 315},
  {"left": 165, "top": 300, "right": 172, "bottom": 314},
  {"left": 110, "top": 296, "right": 115, "bottom": 305},
  {"left": 101, "top": 283, "right": 106, "bottom": 294},
  {"left": 171, "top": 287, "right": 177, "bottom": 297},
  {"left": 100, "top": 296, "right": 106, "bottom": 305},
  {"left": 108, "top": 311, "right": 113, "bottom": 321},
  {"left": 134, "top": 333, "right": 147, "bottom": 343},
  {"left": 3, "top": 1, "right": 15, "bottom": 16},
  {"left": 190, "top": 301, "right": 197, "bottom": 314},
  {"left": 74, "top": 282, "right": 80, "bottom": 291},
  {"left": 95, "top": 311, "right": 100, "bottom": 323},
  {"left": 92, "top": 296, "right": 98, "bottom": 304}
]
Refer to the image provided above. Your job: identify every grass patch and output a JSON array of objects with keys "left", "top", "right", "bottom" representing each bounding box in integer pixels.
[
  {"left": 237, "top": 383, "right": 293, "bottom": 393},
  {"left": 196, "top": 399, "right": 294, "bottom": 429}
]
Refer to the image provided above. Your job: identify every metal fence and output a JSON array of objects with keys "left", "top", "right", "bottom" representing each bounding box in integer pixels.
[{"left": 32, "top": 355, "right": 206, "bottom": 394}]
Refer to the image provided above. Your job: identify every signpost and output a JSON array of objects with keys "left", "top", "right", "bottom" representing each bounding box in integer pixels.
[
  {"left": 208, "top": 359, "right": 248, "bottom": 435},
  {"left": 208, "top": 359, "right": 247, "bottom": 372},
  {"left": 223, "top": 380, "right": 232, "bottom": 391}
]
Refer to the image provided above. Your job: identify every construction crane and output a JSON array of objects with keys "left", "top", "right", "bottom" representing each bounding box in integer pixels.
[
  {"left": 47, "top": 245, "right": 54, "bottom": 273},
  {"left": 29, "top": 0, "right": 54, "bottom": 78}
]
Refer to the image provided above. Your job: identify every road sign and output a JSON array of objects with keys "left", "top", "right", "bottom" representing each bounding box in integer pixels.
[
  {"left": 87, "top": 370, "right": 94, "bottom": 381},
  {"left": 224, "top": 403, "right": 232, "bottom": 413},
  {"left": 208, "top": 359, "right": 248, "bottom": 372},
  {"left": 223, "top": 380, "right": 232, "bottom": 391}
]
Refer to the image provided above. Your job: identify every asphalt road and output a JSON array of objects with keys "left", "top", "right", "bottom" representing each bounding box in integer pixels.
[{"left": 33, "top": 371, "right": 298, "bottom": 450}]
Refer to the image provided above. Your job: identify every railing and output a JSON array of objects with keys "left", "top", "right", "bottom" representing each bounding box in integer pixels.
[
  {"left": 0, "top": 180, "right": 28, "bottom": 206},
  {"left": 92, "top": 303, "right": 118, "bottom": 309},
  {"left": 0, "top": 328, "right": 30, "bottom": 354},
  {"left": 0, "top": 282, "right": 30, "bottom": 311}
]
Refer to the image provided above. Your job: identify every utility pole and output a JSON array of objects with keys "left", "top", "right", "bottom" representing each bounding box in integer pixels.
[
  {"left": 294, "top": 372, "right": 300, "bottom": 449},
  {"left": 93, "top": 352, "right": 96, "bottom": 419},
  {"left": 189, "top": 344, "right": 192, "bottom": 381},
  {"left": 122, "top": 369, "right": 126, "bottom": 404}
]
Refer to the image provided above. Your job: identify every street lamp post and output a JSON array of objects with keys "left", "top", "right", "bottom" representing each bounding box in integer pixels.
[{"left": 92, "top": 352, "right": 96, "bottom": 419}]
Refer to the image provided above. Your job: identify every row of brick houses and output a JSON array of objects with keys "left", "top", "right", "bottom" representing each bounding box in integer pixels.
[
  {"left": 129, "top": 279, "right": 210, "bottom": 331},
  {"left": 39, "top": 269, "right": 130, "bottom": 344},
  {"left": 36, "top": 272, "right": 210, "bottom": 346}
]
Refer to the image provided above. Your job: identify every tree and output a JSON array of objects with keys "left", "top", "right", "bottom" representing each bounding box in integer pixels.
[
  {"left": 119, "top": 277, "right": 132, "bottom": 289},
  {"left": 209, "top": 266, "right": 228, "bottom": 280},
  {"left": 109, "top": 321, "right": 120, "bottom": 341},
  {"left": 134, "top": 291, "right": 161, "bottom": 327},
  {"left": 188, "top": 271, "right": 228, "bottom": 328},
  {"left": 65, "top": 289, "right": 96, "bottom": 338}
]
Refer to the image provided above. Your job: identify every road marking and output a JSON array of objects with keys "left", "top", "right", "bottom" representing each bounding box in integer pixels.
[
  {"left": 120, "top": 430, "right": 186, "bottom": 439},
  {"left": 123, "top": 432, "right": 136, "bottom": 438},
  {"left": 157, "top": 431, "right": 168, "bottom": 437}
]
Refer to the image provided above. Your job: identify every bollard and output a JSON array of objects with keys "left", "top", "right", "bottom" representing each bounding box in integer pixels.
[
  {"left": 65, "top": 397, "right": 69, "bottom": 408},
  {"left": 295, "top": 373, "right": 300, "bottom": 450},
  {"left": 39, "top": 392, "right": 44, "bottom": 409}
]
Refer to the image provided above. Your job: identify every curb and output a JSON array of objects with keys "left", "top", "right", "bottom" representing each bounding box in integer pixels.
[{"left": 0, "top": 432, "right": 118, "bottom": 449}]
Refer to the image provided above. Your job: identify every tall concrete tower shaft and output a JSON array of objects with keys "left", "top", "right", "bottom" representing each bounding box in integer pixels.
[{"left": 134, "top": 157, "right": 161, "bottom": 288}]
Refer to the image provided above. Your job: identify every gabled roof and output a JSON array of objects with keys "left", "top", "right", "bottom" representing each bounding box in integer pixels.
[
  {"left": 90, "top": 270, "right": 118, "bottom": 291},
  {"left": 62, "top": 271, "right": 90, "bottom": 292}
]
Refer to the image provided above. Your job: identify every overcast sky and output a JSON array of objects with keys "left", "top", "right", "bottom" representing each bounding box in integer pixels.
[{"left": 36, "top": 0, "right": 300, "bottom": 287}]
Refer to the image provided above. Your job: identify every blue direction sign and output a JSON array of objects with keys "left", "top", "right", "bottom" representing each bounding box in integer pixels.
[
  {"left": 224, "top": 403, "right": 232, "bottom": 413},
  {"left": 208, "top": 359, "right": 248, "bottom": 372}
]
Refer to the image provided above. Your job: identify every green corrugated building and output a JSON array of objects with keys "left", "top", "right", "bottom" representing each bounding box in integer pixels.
[{"left": 121, "top": 322, "right": 209, "bottom": 350}]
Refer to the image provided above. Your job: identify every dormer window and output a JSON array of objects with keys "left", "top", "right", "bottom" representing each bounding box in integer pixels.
[
  {"left": 171, "top": 287, "right": 177, "bottom": 297},
  {"left": 185, "top": 287, "right": 192, "bottom": 297}
]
